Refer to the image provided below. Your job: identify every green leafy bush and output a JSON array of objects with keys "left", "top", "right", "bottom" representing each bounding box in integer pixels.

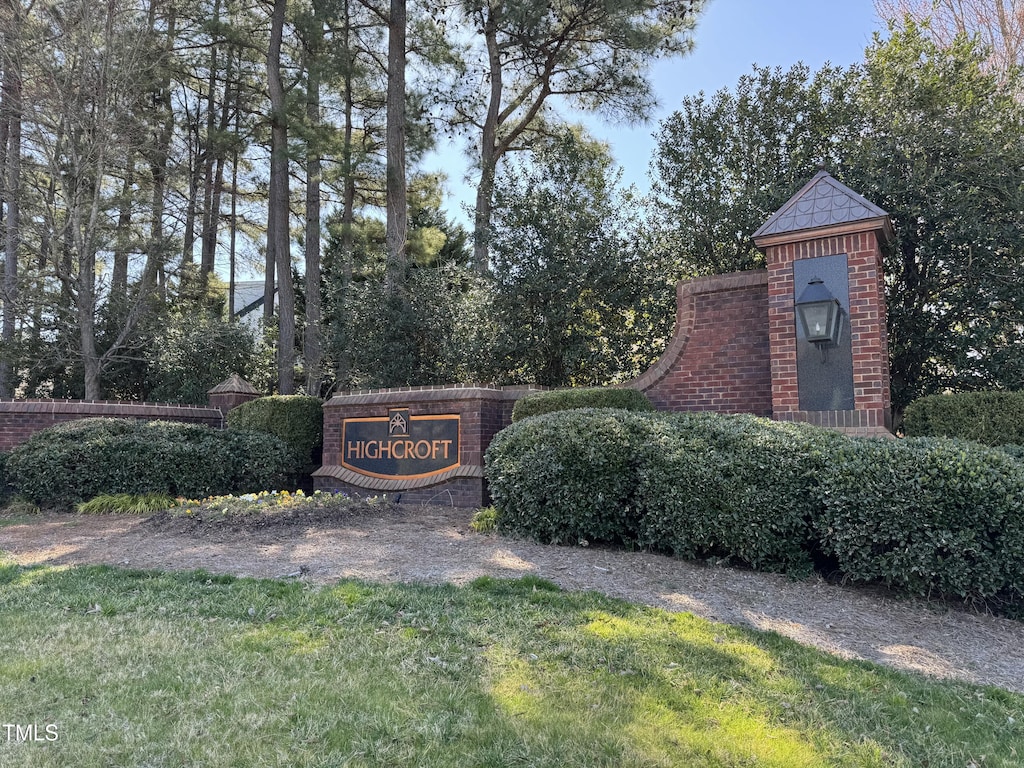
[
  {"left": 469, "top": 506, "right": 498, "bottom": 533},
  {"left": 485, "top": 409, "right": 654, "bottom": 545},
  {"left": 903, "top": 391, "right": 1024, "bottom": 445},
  {"left": 511, "top": 387, "right": 653, "bottom": 422},
  {"left": 226, "top": 395, "right": 324, "bottom": 471},
  {"left": 5, "top": 418, "right": 294, "bottom": 508},
  {"left": 813, "top": 438, "right": 1024, "bottom": 601},
  {"left": 486, "top": 409, "right": 1024, "bottom": 604},
  {"left": 0, "top": 452, "right": 9, "bottom": 502},
  {"left": 635, "top": 414, "right": 845, "bottom": 574}
]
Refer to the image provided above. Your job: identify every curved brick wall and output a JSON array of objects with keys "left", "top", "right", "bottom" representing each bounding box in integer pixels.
[
  {"left": 0, "top": 400, "right": 224, "bottom": 452},
  {"left": 626, "top": 271, "right": 773, "bottom": 416}
]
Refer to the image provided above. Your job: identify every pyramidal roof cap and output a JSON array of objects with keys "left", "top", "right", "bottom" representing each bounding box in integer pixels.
[
  {"left": 207, "top": 372, "right": 260, "bottom": 395},
  {"left": 753, "top": 170, "right": 891, "bottom": 242}
]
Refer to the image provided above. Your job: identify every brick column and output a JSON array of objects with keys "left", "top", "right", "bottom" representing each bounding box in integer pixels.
[{"left": 754, "top": 172, "right": 894, "bottom": 436}]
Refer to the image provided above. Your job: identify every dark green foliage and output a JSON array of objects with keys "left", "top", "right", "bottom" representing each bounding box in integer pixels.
[
  {"left": 998, "top": 444, "right": 1024, "bottom": 460},
  {"left": 486, "top": 130, "right": 675, "bottom": 387},
  {"left": 813, "top": 438, "right": 1024, "bottom": 601},
  {"left": 485, "top": 409, "right": 654, "bottom": 546},
  {"left": 488, "top": 409, "right": 844, "bottom": 572},
  {"left": 5, "top": 419, "right": 294, "bottom": 508},
  {"left": 903, "top": 391, "right": 1024, "bottom": 445},
  {"left": 486, "top": 409, "right": 1024, "bottom": 605},
  {"left": 635, "top": 414, "right": 845, "bottom": 574},
  {"left": 511, "top": 387, "right": 653, "bottom": 422},
  {"left": 226, "top": 395, "right": 324, "bottom": 470},
  {"left": 0, "top": 452, "right": 9, "bottom": 503}
]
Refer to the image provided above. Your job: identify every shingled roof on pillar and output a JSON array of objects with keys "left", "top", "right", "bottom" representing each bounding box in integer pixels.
[{"left": 753, "top": 170, "right": 894, "bottom": 246}]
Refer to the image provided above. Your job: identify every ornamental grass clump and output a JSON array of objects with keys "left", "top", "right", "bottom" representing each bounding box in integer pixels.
[{"left": 76, "top": 493, "right": 178, "bottom": 515}]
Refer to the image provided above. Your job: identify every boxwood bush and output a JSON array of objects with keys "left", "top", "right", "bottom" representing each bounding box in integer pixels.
[
  {"left": 5, "top": 418, "right": 294, "bottom": 508},
  {"left": 903, "top": 391, "right": 1024, "bottom": 445},
  {"left": 813, "top": 438, "right": 1024, "bottom": 601},
  {"left": 511, "top": 387, "right": 653, "bottom": 422},
  {"left": 485, "top": 409, "right": 657, "bottom": 545},
  {"left": 226, "top": 395, "right": 323, "bottom": 470}
]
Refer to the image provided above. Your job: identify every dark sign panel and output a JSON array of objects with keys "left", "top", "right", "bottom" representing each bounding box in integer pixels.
[{"left": 341, "top": 410, "right": 460, "bottom": 480}]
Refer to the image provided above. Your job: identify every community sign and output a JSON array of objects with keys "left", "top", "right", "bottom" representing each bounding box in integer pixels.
[{"left": 340, "top": 409, "right": 460, "bottom": 480}]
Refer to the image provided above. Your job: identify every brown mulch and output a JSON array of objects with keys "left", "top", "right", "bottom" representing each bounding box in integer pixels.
[{"left": 2, "top": 504, "right": 1023, "bottom": 694}]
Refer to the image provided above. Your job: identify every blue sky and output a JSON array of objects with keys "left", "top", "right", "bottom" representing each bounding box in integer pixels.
[{"left": 428, "top": 0, "right": 887, "bottom": 225}]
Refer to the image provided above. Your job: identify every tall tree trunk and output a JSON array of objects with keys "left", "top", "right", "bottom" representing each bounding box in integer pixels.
[
  {"left": 112, "top": 166, "right": 133, "bottom": 297},
  {"left": 200, "top": 0, "right": 222, "bottom": 285},
  {"left": 148, "top": 3, "right": 176, "bottom": 303},
  {"left": 229, "top": 47, "right": 241, "bottom": 320},
  {"left": 0, "top": 25, "right": 21, "bottom": 399},
  {"left": 303, "top": 4, "right": 324, "bottom": 396},
  {"left": 334, "top": 0, "right": 355, "bottom": 386},
  {"left": 384, "top": 0, "right": 407, "bottom": 298},
  {"left": 471, "top": 10, "right": 503, "bottom": 274},
  {"left": 268, "top": 0, "right": 295, "bottom": 394}
]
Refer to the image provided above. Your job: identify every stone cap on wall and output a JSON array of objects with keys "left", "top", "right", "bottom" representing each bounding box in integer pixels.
[
  {"left": 0, "top": 399, "right": 222, "bottom": 417},
  {"left": 324, "top": 384, "right": 547, "bottom": 407},
  {"left": 753, "top": 170, "right": 894, "bottom": 247}
]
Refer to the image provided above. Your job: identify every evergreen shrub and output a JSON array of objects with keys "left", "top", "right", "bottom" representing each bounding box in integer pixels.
[
  {"left": 635, "top": 414, "right": 845, "bottom": 574},
  {"left": 226, "top": 395, "right": 324, "bottom": 471},
  {"left": 5, "top": 418, "right": 294, "bottom": 508},
  {"left": 485, "top": 409, "right": 655, "bottom": 545},
  {"left": 813, "top": 437, "right": 1024, "bottom": 601},
  {"left": 903, "top": 391, "right": 1024, "bottom": 445},
  {"left": 511, "top": 387, "right": 653, "bottom": 422},
  {"left": 486, "top": 409, "right": 1024, "bottom": 604}
]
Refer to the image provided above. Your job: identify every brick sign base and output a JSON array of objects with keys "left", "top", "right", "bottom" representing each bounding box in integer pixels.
[{"left": 313, "top": 385, "right": 543, "bottom": 508}]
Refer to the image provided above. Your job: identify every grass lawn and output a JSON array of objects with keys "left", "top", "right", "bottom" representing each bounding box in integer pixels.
[{"left": 0, "top": 557, "right": 1021, "bottom": 767}]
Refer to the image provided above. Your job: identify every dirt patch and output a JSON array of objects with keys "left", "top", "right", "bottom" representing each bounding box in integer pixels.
[{"left": 2, "top": 506, "right": 1023, "bottom": 694}]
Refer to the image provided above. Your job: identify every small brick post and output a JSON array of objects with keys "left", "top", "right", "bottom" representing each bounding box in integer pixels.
[{"left": 207, "top": 373, "right": 261, "bottom": 424}]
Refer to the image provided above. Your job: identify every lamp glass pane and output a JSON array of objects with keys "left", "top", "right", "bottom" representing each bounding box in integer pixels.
[{"left": 801, "top": 303, "right": 833, "bottom": 341}]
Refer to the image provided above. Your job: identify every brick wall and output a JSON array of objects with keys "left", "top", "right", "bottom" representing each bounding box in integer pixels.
[
  {"left": 627, "top": 271, "right": 772, "bottom": 416},
  {"left": 314, "top": 385, "right": 544, "bottom": 508},
  {"left": 0, "top": 400, "right": 224, "bottom": 452}
]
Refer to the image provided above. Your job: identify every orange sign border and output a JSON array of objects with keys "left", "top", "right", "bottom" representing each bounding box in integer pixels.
[{"left": 340, "top": 413, "right": 461, "bottom": 481}]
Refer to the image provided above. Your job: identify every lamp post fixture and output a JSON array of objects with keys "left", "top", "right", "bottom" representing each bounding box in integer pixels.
[{"left": 795, "top": 277, "right": 842, "bottom": 362}]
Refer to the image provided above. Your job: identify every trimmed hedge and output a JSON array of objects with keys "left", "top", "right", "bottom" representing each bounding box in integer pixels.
[
  {"left": 635, "top": 414, "right": 846, "bottom": 575},
  {"left": 511, "top": 387, "right": 653, "bottom": 422},
  {"left": 226, "top": 395, "right": 324, "bottom": 470},
  {"left": 5, "top": 418, "right": 294, "bottom": 508},
  {"left": 813, "top": 438, "right": 1024, "bottom": 600},
  {"left": 485, "top": 409, "right": 1024, "bottom": 605},
  {"left": 903, "top": 391, "right": 1024, "bottom": 445},
  {"left": 0, "top": 451, "right": 9, "bottom": 502}
]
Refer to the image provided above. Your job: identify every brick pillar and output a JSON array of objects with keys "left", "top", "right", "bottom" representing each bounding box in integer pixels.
[{"left": 754, "top": 172, "right": 894, "bottom": 436}]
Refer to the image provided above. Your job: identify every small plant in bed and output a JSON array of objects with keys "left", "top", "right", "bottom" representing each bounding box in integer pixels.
[
  {"left": 146, "top": 489, "right": 394, "bottom": 534},
  {"left": 76, "top": 493, "right": 178, "bottom": 515}
]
